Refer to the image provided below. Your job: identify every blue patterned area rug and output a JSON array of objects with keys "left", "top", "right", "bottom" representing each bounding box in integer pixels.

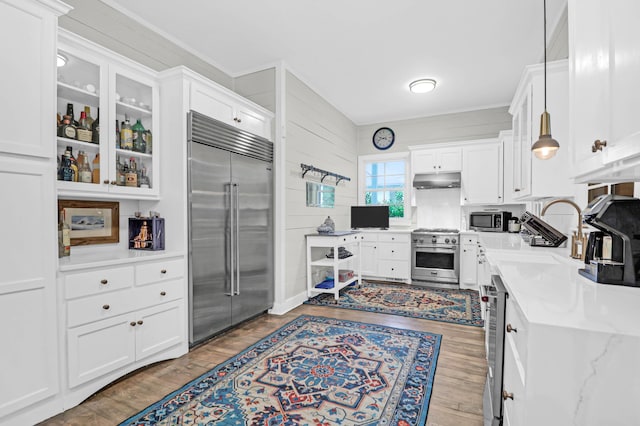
[
  {"left": 304, "top": 282, "right": 483, "bottom": 327},
  {"left": 119, "top": 315, "right": 441, "bottom": 426}
]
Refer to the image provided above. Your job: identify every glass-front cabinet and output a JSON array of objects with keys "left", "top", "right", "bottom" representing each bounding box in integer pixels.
[{"left": 56, "top": 30, "right": 159, "bottom": 199}]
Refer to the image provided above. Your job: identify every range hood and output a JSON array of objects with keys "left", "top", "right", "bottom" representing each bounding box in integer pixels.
[{"left": 412, "top": 172, "right": 461, "bottom": 190}]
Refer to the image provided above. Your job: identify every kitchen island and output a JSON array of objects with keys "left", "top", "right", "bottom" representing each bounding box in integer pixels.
[{"left": 477, "top": 231, "right": 640, "bottom": 426}]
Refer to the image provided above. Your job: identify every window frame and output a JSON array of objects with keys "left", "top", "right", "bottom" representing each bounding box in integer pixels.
[{"left": 358, "top": 152, "right": 411, "bottom": 227}]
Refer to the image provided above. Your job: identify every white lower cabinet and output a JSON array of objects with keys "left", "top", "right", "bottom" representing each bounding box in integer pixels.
[
  {"left": 60, "top": 255, "right": 187, "bottom": 403},
  {"left": 356, "top": 232, "right": 410, "bottom": 281},
  {"left": 459, "top": 233, "right": 478, "bottom": 290}
]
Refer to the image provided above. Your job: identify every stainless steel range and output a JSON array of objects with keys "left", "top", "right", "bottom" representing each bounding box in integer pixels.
[{"left": 411, "top": 228, "right": 460, "bottom": 287}]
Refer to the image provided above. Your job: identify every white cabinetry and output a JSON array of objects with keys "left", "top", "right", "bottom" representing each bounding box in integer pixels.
[
  {"left": 499, "top": 130, "right": 519, "bottom": 204},
  {"left": 461, "top": 140, "right": 503, "bottom": 205},
  {"left": 459, "top": 234, "right": 478, "bottom": 290},
  {"left": 56, "top": 30, "right": 160, "bottom": 199},
  {"left": 190, "top": 79, "right": 272, "bottom": 139},
  {"left": 356, "top": 232, "right": 411, "bottom": 281},
  {"left": 569, "top": 0, "right": 640, "bottom": 182},
  {"left": 60, "top": 255, "right": 187, "bottom": 406},
  {"left": 411, "top": 147, "right": 462, "bottom": 174},
  {"left": 0, "top": 1, "right": 71, "bottom": 425},
  {"left": 306, "top": 233, "right": 361, "bottom": 301},
  {"left": 509, "top": 60, "right": 573, "bottom": 200}
]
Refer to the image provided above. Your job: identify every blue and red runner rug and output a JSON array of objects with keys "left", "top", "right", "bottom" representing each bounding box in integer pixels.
[
  {"left": 119, "top": 315, "right": 441, "bottom": 425},
  {"left": 305, "top": 282, "right": 483, "bottom": 327}
]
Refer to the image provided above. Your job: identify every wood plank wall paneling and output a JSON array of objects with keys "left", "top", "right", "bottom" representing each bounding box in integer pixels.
[
  {"left": 58, "top": 0, "right": 233, "bottom": 89},
  {"left": 357, "top": 107, "right": 513, "bottom": 155},
  {"left": 285, "top": 71, "right": 358, "bottom": 300}
]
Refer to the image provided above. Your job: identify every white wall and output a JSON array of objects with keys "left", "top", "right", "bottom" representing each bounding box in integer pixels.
[{"left": 284, "top": 71, "right": 358, "bottom": 300}]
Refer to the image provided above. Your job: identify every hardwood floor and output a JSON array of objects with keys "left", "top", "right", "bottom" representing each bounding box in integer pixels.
[{"left": 39, "top": 305, "right": 486, "bottom": 426}]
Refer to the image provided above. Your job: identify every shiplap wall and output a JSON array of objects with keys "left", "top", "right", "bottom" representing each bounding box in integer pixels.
[
  {"left": 357, "top": 107, "right": 512, "bottom": 155},
  {"left": 58, "top": 0, "right": 233, "bottom": 89},
  {"left": 285, "top": 71, "right": 358, "bottom": 300}
]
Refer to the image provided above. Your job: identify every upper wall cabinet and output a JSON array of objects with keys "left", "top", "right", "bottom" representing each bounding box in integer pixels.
[
  {"left": 190, "top": 79, "right": 272, "bottom": 140},
  {"left": 569, "top": 0, "right": 640, "bottom": 182},
  {"left": 462, "top": 140, "right": 503, "bottom": 205},
  {"left": 509, "top": 60, "right": 574, "bottom": 200},
  {"left": 411, "top": 146, "right": 462, "bottom": 174},
  {"left": 56, "top": 30, "right": 160, "bottom": 199}
]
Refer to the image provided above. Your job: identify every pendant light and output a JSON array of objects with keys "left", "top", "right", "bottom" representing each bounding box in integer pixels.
[{"left": 531, "top": 0, "right": 559, "bottom": 160}]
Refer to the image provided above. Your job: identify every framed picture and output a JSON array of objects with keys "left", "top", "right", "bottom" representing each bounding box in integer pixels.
[{"left": 58, "top": 200, "right": 119, "bottom": 246}]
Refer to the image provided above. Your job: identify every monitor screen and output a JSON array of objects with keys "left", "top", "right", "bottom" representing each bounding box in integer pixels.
[{"left": 350, "top": 206, "right": 390, "bottom": 229}]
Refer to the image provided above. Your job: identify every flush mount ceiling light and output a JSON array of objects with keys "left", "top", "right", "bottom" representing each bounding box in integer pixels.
[
  {"left": 409, "top": 79, "right": 437, "bottom": 94},
  {"left": 57, "top": 53, "right": 67, "bottom": 67},
  {"left": 531, "top": 0, "right": 560, "bottom": 160}
]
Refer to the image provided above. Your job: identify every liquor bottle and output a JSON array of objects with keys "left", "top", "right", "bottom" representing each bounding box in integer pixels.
[
  {"left": 118, "top": 158, "right": 126, "bottom": 186},
  {"left": 120, "top": 116, "right": 133, "bottom": 150},
  {"left": 83, "top": 106, "right": 94, "bottom": 129},
  {"left": 143, "top": 128, "right": 152, "bottom": 154},
  {"left": 61, "top": 209, "right": 70, "bottom": 257},
  {"left": 139, "top": 163, "right": 150, "bottom": 188},
  {"left": 115, "top": 120, "right": 121, "bottom": 149},
  {"left": 126, "top": 157, "right": 138, "bottom": 187},
  {"left": 79, "top": 154, "right": 92, "bottom": 183},
  {"left": 60, "top": 115, "right": 77, "bottom": 140},
  {"left": 91, "top": 153, "right": 100, "bottom": 184},
  {"left": 66, "top": 146, "right": 78, "bottom": 182},
  {"left": 59, "top": 151, "right": 74, "bottom": 181},
  {"left": 132, "top": 119, "right": 146, "bottom": 153},
  {"left": 58, "top": 210, "right": 64, "bottom": 258},
  {"left": 91, "top": 108, "right": 100, "bottom": 144},
  {"left": 66, "top": 103, "right": 79, "bottom": 127}
]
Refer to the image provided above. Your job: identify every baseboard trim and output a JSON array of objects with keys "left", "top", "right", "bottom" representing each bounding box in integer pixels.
[{"left": 268, "top": 290, "right": 307, "bottom": 315}]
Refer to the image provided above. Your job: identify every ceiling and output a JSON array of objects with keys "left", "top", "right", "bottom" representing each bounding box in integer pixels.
[{"left": 104, "top": 0, "right": 567, "bottom": 125}]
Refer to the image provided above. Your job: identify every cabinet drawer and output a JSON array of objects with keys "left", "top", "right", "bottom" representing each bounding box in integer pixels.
[
  {"left": 67, "top": 289, "right": 135, "bottom": 328},
  {"left": 356, "top": 233, "right": 378, "bottom": 242},
  {"left": 505, "top": 297, "right": 528, "bottom": 370},
  {"left": 136, "top": 258, "right": 184, "bottom": 286},
  {"left": 502, "top": 339, "right": 525, "bottom": 426},
  {"left": 378, "top": 233, "right": 410, "bottom": 243},
  {"left": 134, "top": 279, "right": 184, "bottom": 310},
  {"left": 65, "top": 266, "right": 134, "bottom": 300},
  {"left": 378, "top": 260, "right": 410, "bottom": 279},
  {"left": 378, "top": 244, "right": 410, "bottom": 260}
]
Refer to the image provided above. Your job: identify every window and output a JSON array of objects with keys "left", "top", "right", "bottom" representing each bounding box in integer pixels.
[{"left": 358, "top": 153, "right": 410, "bottom": 224}]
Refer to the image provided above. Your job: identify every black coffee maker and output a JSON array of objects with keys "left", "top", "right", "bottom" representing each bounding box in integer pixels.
[{"left": 579, "top": 194, "right": 640, "bottom": 287}]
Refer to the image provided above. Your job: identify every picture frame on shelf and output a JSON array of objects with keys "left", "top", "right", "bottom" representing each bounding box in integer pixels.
[{"left": 58, "top": 200, "right": 119, "bottom": 245}]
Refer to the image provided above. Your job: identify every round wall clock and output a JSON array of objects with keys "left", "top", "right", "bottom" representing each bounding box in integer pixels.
[{"left": 372, "top": 127, "right": 395, "bottom": 150}]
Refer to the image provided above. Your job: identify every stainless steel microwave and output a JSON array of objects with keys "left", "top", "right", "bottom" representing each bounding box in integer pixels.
[{"left": 469, "top": 211, "right": 511, "bottom": 232}]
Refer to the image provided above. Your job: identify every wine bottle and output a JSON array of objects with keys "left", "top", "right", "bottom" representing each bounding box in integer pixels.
[
  {"left": 91, "top": 153, "right": 100, "bottom": 184},
  {"left": 66, "top": 103, "right": 79, "bottom": 127},
  {"left": 91, "top": 108, "right": 100, "bottom": 144}
]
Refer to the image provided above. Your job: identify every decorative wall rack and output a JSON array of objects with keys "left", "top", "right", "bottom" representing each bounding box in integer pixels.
[{"left": 300, "top": 163, "right": 351, "bottom": 184}]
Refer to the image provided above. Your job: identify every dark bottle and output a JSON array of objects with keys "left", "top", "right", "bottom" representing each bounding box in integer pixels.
[
  {"left": 60, "top": 150, "right": 74, "bottom": 181},
  {"left": 60, "top": 115, "right": 77, "bottom": 140},
  {"left": 66, "top": 103, "right": 79, "bottom": 127},
  {"left": 66, "top": 146, "right": 78, "bottom": 182},
  {"left": 143, "top": 128, "right": 152, "bottom": 154},
  {"left": 132, "top": 119, "right": 146, "bottom": 153},
  {"left": 115, "top": 120, "right": 121, "bottom": 149},
  {"left": 91, "top": 108, "right": 100, "bottom": 144}
]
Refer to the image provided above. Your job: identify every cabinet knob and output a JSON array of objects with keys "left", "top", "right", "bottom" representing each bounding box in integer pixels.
[
  {"left": 103, "top": 179, "right": 110, "bottom": 184},
  {"left": 433, "top": 166, "right": 436, "bottom": 169},
  {"left": 100, "top": 279, "right": 108, "bottom": 285},
  {"left": 506, "top": 323, "right": 517, "bottom": 333},
  {"left": 102, "top": 304, "right": 110, "bottom": 310},
  {"left": 498, "top": 196, "right": 502, "bottom": 199},
  {"left": 160, "top": 269, "right": 167, "bottom": 274},
  {"left": 110, "top": 180, "right": 117, "bottom": 185},
  {"left": 592, "top": 139, "right": 607, "bottom": 152},
  {"left": 514, "top": 188, "right": 521, "bottom": 192},
  {"left": 137, "top": 320, "right": 144, "bottom": 325},
  {"left": 438, "top": 165, "right": 441, "bottom": 169},
  {"left": 130, "top": 321, "right": 137, "bottom": 327},
  {"left": 160, "top": 291, "right": 166, "bottom": 296},
  {"left": 502, "top": 390, "right": 514, "bottom": 400},
  {"left": 391, "top": 268, "right": 394, "bottom": 271},
  {"left": 391, "top": 250, "right": 395, "bottom": 253}
]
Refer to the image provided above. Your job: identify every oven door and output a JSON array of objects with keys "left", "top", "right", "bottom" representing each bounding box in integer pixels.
[{"left": 411, "top": 245, "right": 459, "bottom": 283}]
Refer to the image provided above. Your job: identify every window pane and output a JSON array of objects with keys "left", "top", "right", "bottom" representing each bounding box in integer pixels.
[
  {"left": 366, "top": 176, "right": 386, "bottom": 190},
  {"left": 365, "top": 191, "right": 385, "bottom": 205},
  {"left": 366, "top": 162, "right": 382, "bottom": 177},
  {"left": 385, "top": 175, "right": 404, "bottom": 188},
  {"left": 385, "top": 161, "right": 405, "bottom": 175}
]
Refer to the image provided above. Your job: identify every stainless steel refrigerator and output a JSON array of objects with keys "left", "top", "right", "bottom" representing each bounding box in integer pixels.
[{"left": 187, "top": 111, "right": 273, "bottom": 345}]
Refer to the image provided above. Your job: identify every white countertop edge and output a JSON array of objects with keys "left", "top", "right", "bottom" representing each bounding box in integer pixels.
[{"left": 58, "top": 249, "right": 186, "bottom": 272}]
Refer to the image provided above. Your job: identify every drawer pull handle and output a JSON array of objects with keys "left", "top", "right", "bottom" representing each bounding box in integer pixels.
[
  {"left": 137, "top": 320, "right": 144, "bottom": 325},
  {"left": 130, "top": 321, "right": 137, "bottom": 327},
  {"left": 506, "top": 324, "right": 517, "bottom": 333},
  {"left": 502, "top": 390, "right": 514, "bottom": 400},
  {"left": 161, "top": 269, "right": 167, "bottom": 274},
  {"left": 102, "top": 304, "right": 110, "bottom": 310},
  {"left": 160, "top": 291, "right": 167, "bottom": 296},
  {"left": 100, "top": 279, "right": 108, "bottom": 285}
]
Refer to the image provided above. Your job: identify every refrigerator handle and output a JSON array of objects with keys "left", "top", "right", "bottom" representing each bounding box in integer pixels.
[
  {"left": 226, "top": 182, "right": 235, "bottom": 297},
  {"left": 234, "top": 183, "right": 240, "bottom": 295}
]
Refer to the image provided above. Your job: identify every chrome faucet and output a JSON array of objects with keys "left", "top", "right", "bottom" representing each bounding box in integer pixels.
[{"left": 541, "top": 199, "right": 584, "bottom": 259}]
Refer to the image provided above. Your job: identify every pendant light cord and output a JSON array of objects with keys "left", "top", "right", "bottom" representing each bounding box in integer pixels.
[{"left": 543, "top": 0, "right": 547, "bottom": 111}]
